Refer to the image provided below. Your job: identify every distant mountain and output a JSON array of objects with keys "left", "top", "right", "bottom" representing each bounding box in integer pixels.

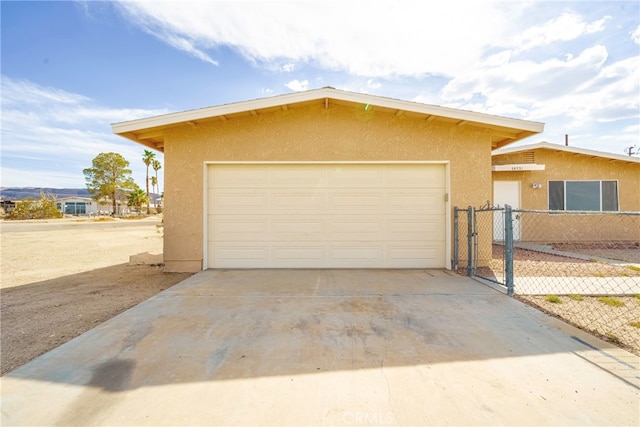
[
  {"left": 0, "top": 187, "right": 161, "bottom": 201},
  {"left": 0, "top": 187, "right": 91, "bottom": 200}
]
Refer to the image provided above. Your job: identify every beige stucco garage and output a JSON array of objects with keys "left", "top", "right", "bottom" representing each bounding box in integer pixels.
[{"left": 113, "top": 88, "right": 543, "bottom": 272}]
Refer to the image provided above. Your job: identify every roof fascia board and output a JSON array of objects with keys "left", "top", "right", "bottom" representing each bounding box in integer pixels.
[
  {"left": 112, "top": 87, "right": 544, "bottom": 135},
  {"left": 492, "top": 142, "right": 640, "bottom": 163}
]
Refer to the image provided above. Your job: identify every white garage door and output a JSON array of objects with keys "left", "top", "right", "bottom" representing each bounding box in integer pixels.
[{"left": 206, "top": 164, "right": 446, "bottom": 269}]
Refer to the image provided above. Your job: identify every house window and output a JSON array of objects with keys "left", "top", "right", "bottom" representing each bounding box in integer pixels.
[
  {"left": 64, "top": 202, "right": 87, "bottom": 215},
  {"left": 548, "top": 180, "right": 618, "bottom": 211}
]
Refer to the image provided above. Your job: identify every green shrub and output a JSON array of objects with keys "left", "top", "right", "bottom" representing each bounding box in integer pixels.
[
  {"left": 545, "top": 295, "right": 562, "bottom": 304},
  {"left": 597, "top": 297, "right": 624, "bottom": 307},
  {"left": 568, "top": 294, "right": 583, "bottom": 301}
]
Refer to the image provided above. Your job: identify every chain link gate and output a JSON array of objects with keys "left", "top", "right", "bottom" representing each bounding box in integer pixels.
[
  {"left": 454, "top": 204, "right": 640, "bottom": 354},
  {"left": 453, "top": 203, "right": 514, "bottom": 295}
]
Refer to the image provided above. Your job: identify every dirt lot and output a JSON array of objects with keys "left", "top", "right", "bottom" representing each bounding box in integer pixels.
[{"left": 0, "top": 218, "right": 192, "bottom": 375}]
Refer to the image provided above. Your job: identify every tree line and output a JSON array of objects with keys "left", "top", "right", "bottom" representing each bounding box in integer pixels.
[{"left": 83, "top": 150, "right": 162, "bottom": 215}]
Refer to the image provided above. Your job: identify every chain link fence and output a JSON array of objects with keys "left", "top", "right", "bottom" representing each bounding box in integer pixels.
[{"left": 454, "top": 205, "right": 640, "bottom": 354}]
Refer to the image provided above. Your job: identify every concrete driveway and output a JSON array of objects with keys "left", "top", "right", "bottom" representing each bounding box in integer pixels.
[{"left": 2, "top": 269, "right": 638, "bottom": 426}]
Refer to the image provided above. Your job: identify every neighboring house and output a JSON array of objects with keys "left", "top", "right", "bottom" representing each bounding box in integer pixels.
[
  {"left": 113, "top": 87, "right": 543, "bottom": 272},
  {"left": 492, "top": 142, "right": 640, "bottom": 242},
  {"left": 56, "top": 197, "right": 130, "bottom": 216},
  {"left": 57, "top": 197, "right": 98, "bottom": 216},
  {"left": 1, "top": 200, "right": 16, "bottom": 214}
]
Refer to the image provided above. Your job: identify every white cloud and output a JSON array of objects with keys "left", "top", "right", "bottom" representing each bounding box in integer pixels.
[
  {"left": 516, "top": 13, "right": 610, "bottom": 52},
  {"left": 77, "top": 1, "right": 639, "bottom": 158},
  {"left": 285, "top": 79, "right": 309, "bottom": 92},
  {"left": 1, "top": 76, "right": 168, "bottom": 188},
  {"left": 114, "top": 2, "right": 219, "bottom": 66},
  {"left": 1, "top": 77, "right": 90, "bottom": 106},
  {"left": 439, "top": 45, "right": 639, "bottom": 150},
  {"left": 366, "top": 79, "right": 381, "bottom": 90},
  {"left": 162, "top": 33, "right": 219, "bottom": 66},
  {"left": 113, "top": 0, "right": 520, "bottom": 77},
  {"left": 632, "top": 25, "right": 640, "bottom": 45}
]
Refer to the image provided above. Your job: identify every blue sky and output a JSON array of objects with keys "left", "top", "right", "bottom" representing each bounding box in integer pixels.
[{"left": 1, "top": 0, "right": 639, "bottom": 189}]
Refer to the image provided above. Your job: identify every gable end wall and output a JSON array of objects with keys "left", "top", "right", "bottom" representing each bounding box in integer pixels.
[{"left": 163, "top": 103, "right": 493, "bottom": 271}]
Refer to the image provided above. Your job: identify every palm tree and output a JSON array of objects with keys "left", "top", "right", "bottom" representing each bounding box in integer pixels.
[
  {"left": 127, "top": 187, "right": 149, "bottom": 214},
  {"left": 152, "top": 159, "right": 162, "bottom": 208},
  {"left": 142, "top": 150, "right": 156, "bottom": 213},
  {"left": 150, "top": 176, "right": 158, "bottom": 208}
]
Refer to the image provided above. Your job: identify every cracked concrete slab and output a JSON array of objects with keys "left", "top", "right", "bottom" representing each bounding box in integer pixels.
[{"left": 1, "top": 269, "right": 638, "bottom": 426}]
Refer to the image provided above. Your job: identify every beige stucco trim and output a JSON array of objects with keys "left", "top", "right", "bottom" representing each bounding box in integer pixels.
[{"left": 202, "top": 160, "right": 451, "bottom": 270}]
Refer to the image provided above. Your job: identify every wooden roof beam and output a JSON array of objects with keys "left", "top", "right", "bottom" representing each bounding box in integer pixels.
[
  {"left": 135, "top": 129, "right": 164, "bottom": 140},
  {"left": 492, "top": 131, "right": 518, "bottom": 140}
]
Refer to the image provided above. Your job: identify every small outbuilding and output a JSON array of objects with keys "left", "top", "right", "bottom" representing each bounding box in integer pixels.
[{"left": 113, "top": 88, "right": 543, "bottom": 272}]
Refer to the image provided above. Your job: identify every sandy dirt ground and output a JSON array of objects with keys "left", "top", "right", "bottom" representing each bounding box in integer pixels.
[
  {"left": 468, "top": 244, "right": 640, "bottom": 355},
  {"left": 0, "top": 217, "right": 192, "bottom": 375}
]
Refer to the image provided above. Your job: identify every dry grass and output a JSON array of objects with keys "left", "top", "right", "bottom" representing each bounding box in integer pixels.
[
  {"left": 468, "top": 243, "right": 640, "bottom": 355},
  {"left": 517, "top": 295, "right": 640, "bottom": 355}
]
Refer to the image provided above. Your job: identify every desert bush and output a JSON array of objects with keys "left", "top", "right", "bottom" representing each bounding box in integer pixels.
[{"left": 7, "top": 193, "right": 62, "bottom": 220}]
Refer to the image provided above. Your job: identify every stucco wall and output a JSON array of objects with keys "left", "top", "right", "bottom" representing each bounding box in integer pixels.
[
  {"left": 163, "top": 103, "right": 493, "bottom": 272},
  {"left": 492, "top": 149, "right": 640, "bottom": 243}
]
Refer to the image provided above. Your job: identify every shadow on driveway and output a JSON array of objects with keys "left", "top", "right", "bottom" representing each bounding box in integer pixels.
[{"left": 2, "top": 269, "right": 639, "bottom": 426}]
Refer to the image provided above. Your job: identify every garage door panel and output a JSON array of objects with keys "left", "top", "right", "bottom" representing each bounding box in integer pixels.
[
  {"left": 272, "top": 220, "right": 326, "bottom": 235},
  {"left": 209, "top": 190, "right": 269, "bottom": 212},
  {"left": 383, "top": 165, "right": 445, "bottom": 188},
  {"left": 208, "top": 244, "right": 269, "bottom": 268},
  {"left": 270, "top": 166, "right": 328, "bottom": 187},
  {"left": 329, "top": 220, "right": 382, "bottom": 234},
  {"left": 210, "top": 216, "right": 268, "bottom": 241},
  {"left": 387, "top": 191, "right": 444, "bottom": 212},
  {"left": 388, "top": 246, "right": 444, "bottom": 268},
  {"left": 331, "top": 247, "right": 382, "bottom": 259},
  {"left": 271, "top": 192, "right": 326, "bottom": 211},
  {"left": 328, "top": 192, "right": 384, "bottom": 211},
  {"left": 207, "top": 164, "right": 446, "bottom": 268},
  {"left": 387, "top": 218, "right": 444, "bottom": 240},
  {"left": 327, "top": 166, "right": 384, "bottom": 188},
  {"left": 272, "top": 247, "right": 325, "bottom": 266},
  {"left": 208, "top": 166, "right": 270, "bottom": 188}
]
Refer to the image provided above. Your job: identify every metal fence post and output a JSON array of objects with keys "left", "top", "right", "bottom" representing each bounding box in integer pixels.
[
  {"left": 504, "top": 205, "right": 514, "bottom": 296},
  {"left": 466, "top": 206, "right": 473, "bottom": 276},
  {"left": 453, "top": 208, "right": 459, "bottom": 270}
]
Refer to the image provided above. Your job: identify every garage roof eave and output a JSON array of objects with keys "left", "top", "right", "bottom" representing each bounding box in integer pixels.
[{"left": 112, "top": 87, "right": 544, "bottom": 147}]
